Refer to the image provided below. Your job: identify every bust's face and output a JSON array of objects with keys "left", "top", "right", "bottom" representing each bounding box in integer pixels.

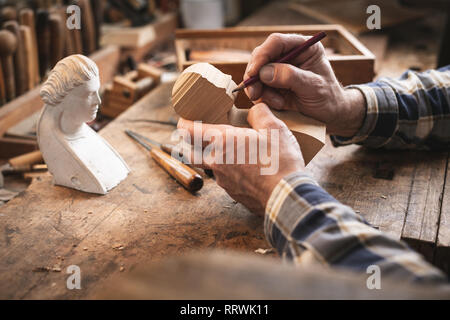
[{"left": 66, "top": 76, "right": 101, "bottom": 123}]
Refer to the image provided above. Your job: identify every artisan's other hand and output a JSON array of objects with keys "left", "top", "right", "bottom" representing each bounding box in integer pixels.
[
  {"left": 177, "top": 103, "right": 304, "bottom": 215},
  {"left": 245, "top": 33, "right": 365, "bottom": 137}
]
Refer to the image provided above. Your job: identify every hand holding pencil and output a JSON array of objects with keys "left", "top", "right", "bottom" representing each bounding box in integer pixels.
[{"left": 242, "top": 32, "right": 366, "bottom": 138}]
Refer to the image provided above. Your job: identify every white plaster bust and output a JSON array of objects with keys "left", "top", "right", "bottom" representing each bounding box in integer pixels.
[{"left": 37, "top": 54, "right": 130, "bottom": 194}]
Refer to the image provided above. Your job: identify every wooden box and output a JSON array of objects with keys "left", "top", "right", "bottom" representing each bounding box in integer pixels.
[{"left": 175, "top": 25, "right": 375, "bottom": 106}]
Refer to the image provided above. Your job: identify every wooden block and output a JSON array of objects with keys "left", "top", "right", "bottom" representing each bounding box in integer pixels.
[{"left": 172, "top": 63, "right": 326, "bottom": 165}]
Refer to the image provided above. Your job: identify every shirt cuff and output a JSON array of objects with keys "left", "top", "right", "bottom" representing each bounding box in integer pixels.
[
  {"left": 264, "top": 171, "right": 322, "bottom": 248},
  {"left": 331, "top": 83, "right": 399, "bottom": 147}
]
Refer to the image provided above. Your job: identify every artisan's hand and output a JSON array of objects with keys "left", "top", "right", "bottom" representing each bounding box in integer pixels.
[
  {"left": 245, "top": 33, "right": 365, "bottom": 137},
  {"left": 177, "top": 103, "right": 304, "bottom": 215}
]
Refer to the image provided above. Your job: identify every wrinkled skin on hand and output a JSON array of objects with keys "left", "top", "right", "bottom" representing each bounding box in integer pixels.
[{"left": 177, "top": 103, "right": 304, "bottom": 215}]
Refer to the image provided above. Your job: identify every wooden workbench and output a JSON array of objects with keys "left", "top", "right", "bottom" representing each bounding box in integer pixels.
[{"left": 0, "top": 2, "right": 449, "bottom": 299}]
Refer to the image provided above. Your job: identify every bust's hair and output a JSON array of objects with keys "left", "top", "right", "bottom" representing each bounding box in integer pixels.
[{"left": 40, "top": 54, "right": 99, "bottom": 106}]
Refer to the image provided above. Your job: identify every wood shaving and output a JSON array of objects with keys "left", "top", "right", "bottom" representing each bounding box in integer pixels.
[{"left": 254, "top": 248, "right": 275, "bottom": 255}]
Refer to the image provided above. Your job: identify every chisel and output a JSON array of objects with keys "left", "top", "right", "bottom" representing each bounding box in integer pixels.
[
  {"left": 137, "top": 133, "right": 214, "bottom": 178},
  {"left": 125, "top": 130, "right": 203, "bottom": 193}
]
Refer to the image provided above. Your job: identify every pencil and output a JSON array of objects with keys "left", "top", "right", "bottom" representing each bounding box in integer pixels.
[{"left": 232, "top": 31, "right": 327, "bottom": 93}]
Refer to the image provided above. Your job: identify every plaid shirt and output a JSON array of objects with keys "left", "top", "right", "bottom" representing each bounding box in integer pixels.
[{"left": 266, "top": 66, "right": 450, "bottom": 283}]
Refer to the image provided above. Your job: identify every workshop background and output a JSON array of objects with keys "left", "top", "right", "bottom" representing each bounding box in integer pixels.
[{"left": 0, "top": 0, "right": 449, "bottom": 300}]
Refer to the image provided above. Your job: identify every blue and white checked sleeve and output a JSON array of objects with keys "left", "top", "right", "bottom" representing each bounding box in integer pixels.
[
  {"left": 331, "top": 66, "right": 450, "bottom": 149},
  {"left": 265, "top": 172, "right": 447, "bottom": 283}
]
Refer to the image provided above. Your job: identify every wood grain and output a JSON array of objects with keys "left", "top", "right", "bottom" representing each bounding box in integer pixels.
[{"left": 0, "top": 62, "right": 5, "bottom": 105}]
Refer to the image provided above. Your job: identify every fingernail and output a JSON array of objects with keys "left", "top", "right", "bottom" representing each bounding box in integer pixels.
[{"left": 260, "top": 65, "right": 274, "bottom": 82}]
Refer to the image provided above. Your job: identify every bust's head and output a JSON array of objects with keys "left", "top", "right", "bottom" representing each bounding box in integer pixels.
[{"left": 40, "top": 55, "right": 101, "bottom": 128}]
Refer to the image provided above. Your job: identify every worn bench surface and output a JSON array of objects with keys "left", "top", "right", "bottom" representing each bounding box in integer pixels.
[{"left": 0, "top": 2, "right": 449, "bottom": 299}]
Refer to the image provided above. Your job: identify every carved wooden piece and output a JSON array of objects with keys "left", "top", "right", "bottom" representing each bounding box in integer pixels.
[
  {"left": 172, "top": 63, "right": 326, "bottom": 164},
  {"left": 37, "top": 55, "right": 130, "bottom": 194}
]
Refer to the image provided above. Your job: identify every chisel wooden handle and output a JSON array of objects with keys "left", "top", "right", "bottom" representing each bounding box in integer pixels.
[
  {"left": 19, "top": 25, "right": 34, "bottom": 91},
  {"left": 0, "top": 30, "right": 17, "bottom": 102},
  {"left": 19, "top": 8, "right": 40, "bottom": 86},
  {"left": 150, "top": 147, "right": 203, "bottom": 192},
  {"left": 49, "top": 14, "right": 65, "bottom": 68},
  {"left": 160, "top": 143, "right": 214, "bottom": 177},
  {"left": 4, "top": 21, "right": 27, "bottom": 96},
  {"left": 77, "top": 0, "right": 96, "bottom": 55},
  {"left": 0, "top": 63, "right": 5, "bottom": 105},
  {"left": 36, "top": 9, "right": 51, "bottom": 79}
]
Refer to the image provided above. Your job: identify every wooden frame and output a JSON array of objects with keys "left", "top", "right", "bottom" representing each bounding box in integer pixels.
[
  {"left": 175, "top": 25, "right": 375, "bottom": 106},
  {"left": 0, "top": 45, "right": 121, "bottom": 137}
]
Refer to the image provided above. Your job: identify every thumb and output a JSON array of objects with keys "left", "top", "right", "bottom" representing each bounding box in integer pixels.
[
  {"left": 247, "top": 103, "right": 286, "bottom": 131},
  {"left": 259, "top": 63, "right": 324, "bottom": 95}
]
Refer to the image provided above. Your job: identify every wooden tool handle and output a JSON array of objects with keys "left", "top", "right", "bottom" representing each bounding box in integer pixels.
[
  {"left": 150, "top": 147, "right": 203, "bottom": 193},
  {"left": 77, "top": 0, "right": 97, "bottom": 55},
  {"left": 36, "top": 10, "right": 50, "bottom": 79},
  {"left": 49, "top": 14, "right": 64, "bottom": 68},
  {"left": 0, "top": 62, "right": 5, "bottom": 105},
  {"left": 19, "top": 8, "right": 40, "bottom": 86},
  {"left": 9, "top": 150, "right": 43, "bottom": 168},
  {"left": 19, "top": 25, "right": 34, "bottom": 91},
  {"left": 4, "top": 21, "right": 27, "bottom": 96},
  {"left": 0, "top": 30, "right": 17, "bottom": 102}
]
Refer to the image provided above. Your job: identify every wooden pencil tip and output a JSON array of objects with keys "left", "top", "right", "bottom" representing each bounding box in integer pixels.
[{"left": 232, "top": 84, "right": 245, "bottom": 93}]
